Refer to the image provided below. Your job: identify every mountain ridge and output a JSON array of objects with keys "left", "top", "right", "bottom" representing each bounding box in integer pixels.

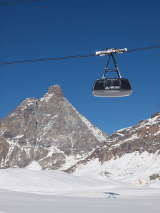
[
  {"left": 0, "top": 84, "right": 160, "bottom": 184},
  {"left": 67, "top": 112, "right": 160, "bottom": 180},
  {"left": 0, "top": 85, "right": 107, "bottom": 169}
]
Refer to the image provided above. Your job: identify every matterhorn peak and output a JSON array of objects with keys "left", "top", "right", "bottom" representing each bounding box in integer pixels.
[
  {"left": 0, "top": 84, "right": 107, "bottom": 169},
  {"left": 48, "top": 85, "right": 64, "bottom": 97},
  {"left": 21, "top": 97, "right": 38, "bottom": 106}
]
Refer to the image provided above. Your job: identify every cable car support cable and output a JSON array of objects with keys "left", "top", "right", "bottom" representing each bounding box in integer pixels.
[{"left": 0, "top": 44, "right": 160, "bottom": 66}]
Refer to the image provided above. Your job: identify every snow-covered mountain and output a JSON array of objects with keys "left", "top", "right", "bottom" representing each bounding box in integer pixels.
[
  {"left": 67, "top": 112, "right": 160, "bottom": 184},
  {"left": 0, "top": 85, "right": 107, "bottom": 169},
  {"left": 73, "top": 151, "right": 160, "bottom": 185},
  {"left": 1, "top": 84, "right": 160, "bottom": 186}
]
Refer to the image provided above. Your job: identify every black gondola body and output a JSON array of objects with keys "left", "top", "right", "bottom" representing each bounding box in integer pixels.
[
  {"left": 92, "top": 53, "right": 132, "bottom": 97},
  {"left": 92, "top": 78, "right": 132, "bottom": 97}
]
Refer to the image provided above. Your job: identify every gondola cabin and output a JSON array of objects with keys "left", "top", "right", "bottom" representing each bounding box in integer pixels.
[
  {"left": 92, "top": 77, "right": 132, "bottom": 97},
  {"left": 92, "top": 52, "right": 132, "bottom": 97}
]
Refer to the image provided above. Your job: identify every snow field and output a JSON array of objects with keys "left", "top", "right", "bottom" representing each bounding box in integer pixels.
[
  {"left": 0, "top": 160, "right": 160, "bottom": 213},
  {"left": 74, "top": 151, "right": 160, "bottom": 186}
]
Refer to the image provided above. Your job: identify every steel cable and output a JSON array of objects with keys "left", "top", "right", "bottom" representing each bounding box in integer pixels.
[{"left": 0, "top": 45, "right": 160, "bottom": 66}]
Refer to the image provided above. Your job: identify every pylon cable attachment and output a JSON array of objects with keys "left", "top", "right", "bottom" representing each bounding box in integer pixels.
[{"left": 95, "top": 48, "right": 128, "bottom": 56}]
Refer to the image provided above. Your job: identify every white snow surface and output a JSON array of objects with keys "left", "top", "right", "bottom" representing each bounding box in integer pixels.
[
  {"left": 0, "top": 189, "right": 160, "bottom": 213},
  {"left": 0, "top": 166, "right": 110, "bottom": 196},
  {"left": 0, "top": 157, "right": 160, "bottom": 213},
  {"left": 26, "top": 161, "right": 42, "bottom": 171},
  {"left": 74, "top": 151, "right": 160, "bottom": 185}
]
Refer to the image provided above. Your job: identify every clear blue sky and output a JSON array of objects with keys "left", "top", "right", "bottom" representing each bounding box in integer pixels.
[{"left": 0, "top": 0, "right": 160, "bottom": 134}]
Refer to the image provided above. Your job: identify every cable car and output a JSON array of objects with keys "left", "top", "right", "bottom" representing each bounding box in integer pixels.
[
  {"left": 92, "top": 53, "right": 132, "bottom": 97},
  {"left": 93, "top": 78, "right": 132, "bottom": 97}
]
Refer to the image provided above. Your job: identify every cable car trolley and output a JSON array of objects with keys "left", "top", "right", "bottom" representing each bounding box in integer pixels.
[{"left": 92, "top": 48, "right": 132, "bottom": 98}]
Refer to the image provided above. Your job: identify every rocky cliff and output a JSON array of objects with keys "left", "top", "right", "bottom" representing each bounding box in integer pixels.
[
  {"left": 0, "top": 85, "right": 107, "bottom": 169},
  {"left": 66, "top": 112, "right": 160, "bottom": 172}
]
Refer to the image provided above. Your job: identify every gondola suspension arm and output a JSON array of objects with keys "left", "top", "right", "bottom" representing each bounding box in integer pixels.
[{"left": 95, "top": 48, "right": 128, "bottom": 56}]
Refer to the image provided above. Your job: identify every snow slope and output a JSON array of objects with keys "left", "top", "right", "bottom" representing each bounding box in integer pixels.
[
  {"left": 0, "top": 162, "right": 112, "bottom": 195},
  {"left": 0, "top": 161, "right": 160, "bottom": 196},
  {"left": 0, "top": 161, "right": 160, "bottom": 213},
  {"left": 74, "top": 151, "right": 160, "bottom": 186}
]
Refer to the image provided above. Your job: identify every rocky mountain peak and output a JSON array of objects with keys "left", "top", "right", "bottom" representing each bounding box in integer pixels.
[
  {"left": 18, "top": 98, "right": 38, "bottom": 110},
  {"left": 48, "top": 85, "right": 64, "bottom": 97},
  {"left": 0, "top": 85, "right": 107, "bottom": 169}
]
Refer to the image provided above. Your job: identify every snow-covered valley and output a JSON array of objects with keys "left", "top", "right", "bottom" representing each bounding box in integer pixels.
[
  {"left": 0, "top": 189, "right": 160, "bottom": 213},
  {"left": 0, "top": 159, "right": 160, "bottom": 213}
]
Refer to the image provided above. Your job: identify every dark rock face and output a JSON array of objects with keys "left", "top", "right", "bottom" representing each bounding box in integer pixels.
[
  {"left": 67, "top": 112, "right": 160, "bottom": 172},
  {"left": 0, "top": 85, "right": 107, "bottom": 169}
]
